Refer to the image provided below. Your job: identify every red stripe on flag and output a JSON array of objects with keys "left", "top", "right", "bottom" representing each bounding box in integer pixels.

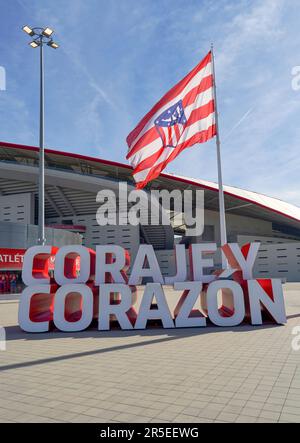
[
  {"left": 161, "top": 127, "right": 166, "bottom": 147},
  {"left": 182, "top": 75, "right": 213, "bottom": 108},
  {"left": 126, "top": 127, "right": 158, "bottom": 160},
  {"left": 174, "top": 124, "right": 181, "bottom": 143},
  {"left": 186, "top": 100, "right": 215, "bottom": 127},
  {"left": 168, "top": 126, "right": 172, "bottom": 143},
  {"left": 132, "top": 147, "right": 165, "bottom": 175}
]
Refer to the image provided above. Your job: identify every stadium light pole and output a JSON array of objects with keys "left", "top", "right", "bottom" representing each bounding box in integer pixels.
[{"left": 22, "top": 26, "right": 59, "bottom": 245}]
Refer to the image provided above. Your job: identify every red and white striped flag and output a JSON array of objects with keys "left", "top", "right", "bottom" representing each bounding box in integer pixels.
[{"left": 126, "top": 51, "right": 216, "bottom": 189}]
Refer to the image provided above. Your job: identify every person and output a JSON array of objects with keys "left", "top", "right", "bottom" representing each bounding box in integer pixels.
[
  {"left": 10, "top": 274, "right": 17, "bottom": 294},
  {"left": 4, "top": 273, "right": 10, "bottom": 293},
  {"left": 0, "top": 274, "right": 4, "bottom": 293}
]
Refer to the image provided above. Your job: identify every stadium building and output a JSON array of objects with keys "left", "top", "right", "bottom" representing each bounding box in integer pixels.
[{"left": 0, "top": 141, "right": 300, "bottom": 291}]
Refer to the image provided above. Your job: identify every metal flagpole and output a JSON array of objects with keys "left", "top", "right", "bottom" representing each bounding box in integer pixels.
[
  {"left": 38, "top": 34, "right": 46, "bottom": 245},
  {"left": 211, "top": 43, "right": 227, "bottom": 268}
]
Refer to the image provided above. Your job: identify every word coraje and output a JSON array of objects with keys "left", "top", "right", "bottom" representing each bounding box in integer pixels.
[{"left": 19, "top": 243, "right": 287, "bottom": 333}]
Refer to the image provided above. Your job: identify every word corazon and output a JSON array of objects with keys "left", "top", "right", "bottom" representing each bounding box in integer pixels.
[{"left": 19, "top": 243, "right": 287, "bottom": 333}]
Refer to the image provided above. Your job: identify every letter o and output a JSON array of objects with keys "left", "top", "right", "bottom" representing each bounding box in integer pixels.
[
  {"left": 53, "top": 284, "right": 93, "bottom": 332},
  {"left": 207, "top": 280, "right": 245, "bottom": 327},
  {"left": 54, "top": 246, "right": 90, "bottom": 285}
]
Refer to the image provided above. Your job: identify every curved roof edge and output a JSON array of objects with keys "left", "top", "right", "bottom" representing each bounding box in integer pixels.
[{"left": 1, "top": 140, "right": 300, "bottom": 223}]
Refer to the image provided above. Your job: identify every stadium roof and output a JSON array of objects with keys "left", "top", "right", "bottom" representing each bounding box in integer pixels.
[{"left": 0, "top": 141, "right": 299, "bottom": 232}]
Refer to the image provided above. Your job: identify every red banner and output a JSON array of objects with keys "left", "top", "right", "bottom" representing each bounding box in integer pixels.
[
  {"left": 0, "top": 248, "right": 26, "bottom": 270},
  {"left": 0, "top": 248, "right": 81, "bottom": 272}
]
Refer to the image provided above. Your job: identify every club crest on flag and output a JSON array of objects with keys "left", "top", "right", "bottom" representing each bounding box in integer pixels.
[{"left": 154, "top": 100, "right": 187, "bottom": 148}]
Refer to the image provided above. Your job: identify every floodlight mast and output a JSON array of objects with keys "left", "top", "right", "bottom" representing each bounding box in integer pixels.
[{"left": 22, "top": 26, "right": 59, "bottom": 245}]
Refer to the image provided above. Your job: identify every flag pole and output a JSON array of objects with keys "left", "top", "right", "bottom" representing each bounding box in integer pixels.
[{"left": 211, "top": 43, "right": 227, "bottom": 268}]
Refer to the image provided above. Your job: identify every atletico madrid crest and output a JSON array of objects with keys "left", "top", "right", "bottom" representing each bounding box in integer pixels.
[{"left": 154, "top": 99, "right": 187, "bottom": 148}]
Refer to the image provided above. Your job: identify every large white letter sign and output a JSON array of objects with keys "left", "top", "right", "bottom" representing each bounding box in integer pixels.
[
  {"left": 19, "top": 285, "right": 52, "bottom": 332},
  {"left": 206, "top": 281, "right": 245, "bottom": 327},
  {"left": 95, "top": 245, "right": 128, "bottom": 284},
  {"left": 18, "top": 241, "right": 288, "bottom": 334},
  {"left": 189, "top": 243, "right": 217, "bottom": 283},
  {"left": 248, "top": 279, "right": 286, "bottom": 325},
  {"left": 22, "top": 246, "right": 57, "bottom": 286},
  {"left": 135, "top": 283, "right": 174, "bottom": 329},
  {"left": 173, "top": 282, "right": 206, "bottom": 328},
  {"left": 53, "top": 284, "right": 93, "bottom": 332},
  {"left": 98, "top": 284, "right": 135, "bottom": 331},
  {"left": 222, "top": 243, "right": 260, "bottom": 280},
  {"left": 164, "top": 245, "right": 187, "bottom": 285},
  {"left": 129, "top": 245, "right": 164, "bottom": 285},
  {"left": 54, "top": 246, "right": 93, "bottom": 285}
]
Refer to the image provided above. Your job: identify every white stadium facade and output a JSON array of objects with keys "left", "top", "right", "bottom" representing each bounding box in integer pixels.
[{"left": 0, "top": 140, "right": 300, "bottom": 290}]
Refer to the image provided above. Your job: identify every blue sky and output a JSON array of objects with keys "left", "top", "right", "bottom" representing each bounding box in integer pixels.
[{"left": 0, "top": 0, "right": 300, "bottom": 206}]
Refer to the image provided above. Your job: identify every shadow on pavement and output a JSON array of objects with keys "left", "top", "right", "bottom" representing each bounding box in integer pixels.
[
  {"left": 4, "top": 320, "right": 280, "bottom": 341},
  {"left": 0, "top": 322, "right": 282, "bottom": 372}
]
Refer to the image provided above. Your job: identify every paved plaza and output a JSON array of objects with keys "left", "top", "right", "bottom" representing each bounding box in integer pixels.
[{"left": 1, "top": 284, "right": 300, "bottom": 423}]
